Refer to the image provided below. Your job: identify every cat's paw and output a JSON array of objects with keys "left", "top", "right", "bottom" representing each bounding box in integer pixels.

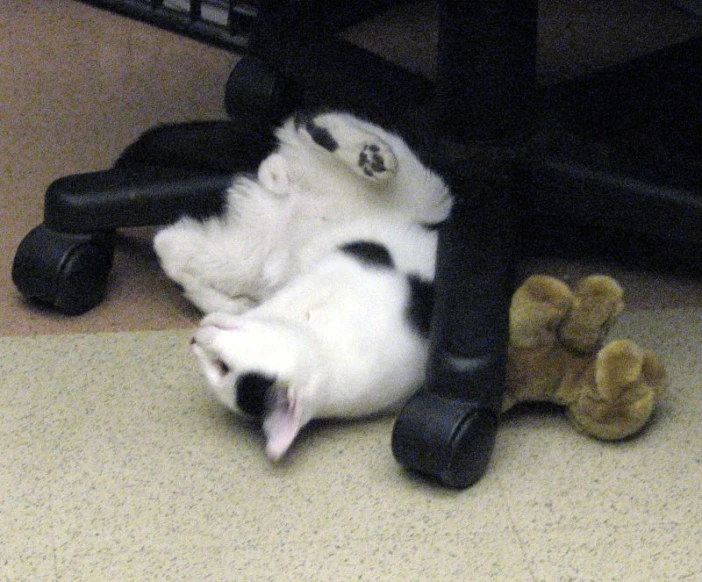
[
  {"left": 356, "top": 142, "right": 396, "bottom": 181},
  {"left": 193, "top": 313, "right": 286, "bottom": 415},
  {"left": 257, "top": 153, "right": 290, "bottom": 196},
  {"left": 295, "top": 112, "right": 398, "bottom": 182}
]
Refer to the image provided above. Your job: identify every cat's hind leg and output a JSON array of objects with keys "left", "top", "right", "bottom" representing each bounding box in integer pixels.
[
  {"left": 154, "top": 219, "right": 260, "bottom": 315},
  {"left": 179, "top": 279, "right": 256, "bottom": 316},
  {"left": 294, "top": 112, "right": 398, "bottom": 182}
]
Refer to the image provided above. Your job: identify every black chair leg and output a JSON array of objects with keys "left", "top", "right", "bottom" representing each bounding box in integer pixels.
[
  {"left": 392, "top": 161, "right": 515, "bottom": 488},
  {"left": 391, "top": 0, "right": 536, "bottom": 488}
]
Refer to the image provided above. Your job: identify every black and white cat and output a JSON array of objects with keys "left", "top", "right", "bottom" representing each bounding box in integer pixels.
[{"left": 154, "top": 112, "right": 453, "bottom": 460}]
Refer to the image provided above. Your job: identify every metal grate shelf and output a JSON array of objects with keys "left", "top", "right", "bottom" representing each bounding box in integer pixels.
[{"left": 79, "top": 1, "right": 257, "bottom": 52}]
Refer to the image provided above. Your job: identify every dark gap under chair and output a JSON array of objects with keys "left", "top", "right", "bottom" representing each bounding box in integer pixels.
[{"left": 12, "top": 0, "right": 702, "bottom": 487}]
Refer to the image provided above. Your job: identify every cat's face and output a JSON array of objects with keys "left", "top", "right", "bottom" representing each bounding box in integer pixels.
[{"left": 192, "top": 313, "right": 320, "bottom": 461}]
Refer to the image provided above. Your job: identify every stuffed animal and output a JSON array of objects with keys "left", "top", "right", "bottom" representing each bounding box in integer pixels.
[{"left": 505, "top": 274, "right": 667, "bottom": 440}]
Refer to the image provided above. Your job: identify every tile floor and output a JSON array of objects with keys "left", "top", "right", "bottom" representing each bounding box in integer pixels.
[{"left": 1, "top": 309, "right": 700, "bottom": 580}]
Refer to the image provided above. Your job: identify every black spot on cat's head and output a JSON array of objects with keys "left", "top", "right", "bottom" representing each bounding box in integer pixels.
[
  {"left": 235, "top": 372, "right": 277, "bottom": 417},
  {"left": 405, "top": 274, "right": 434, "bottom": 338},
  {"left": 339, "top": 241, "right": 395, "bottom": 269},
  {"left": 294, "top": 112, "right": 339, "bottom": 152},
  {"left": 420, "top": 218, "right": 448, "bottom": 232}
]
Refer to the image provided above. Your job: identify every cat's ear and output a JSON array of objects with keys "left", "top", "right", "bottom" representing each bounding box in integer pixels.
[
  {"left": 262, "top": 385, "right": 305, "bottom": 461},
  {"left": 258, "top": 153, "right": 290, "bottom": 195}
]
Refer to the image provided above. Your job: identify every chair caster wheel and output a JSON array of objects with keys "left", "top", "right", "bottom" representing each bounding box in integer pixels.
[
  {"left": 224, "top": 57, "right": 295, "bottom": 123},
  {"left": 12, "top": 224, "right": 115, "bottom": 315},
  {"left": 391, "top": 391, "right": 498, "bottom": 489}
]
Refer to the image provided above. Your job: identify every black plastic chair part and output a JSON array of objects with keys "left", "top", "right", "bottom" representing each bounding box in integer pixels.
[
  {"left": 391, "top": 165, "right": 516, "bottom": 488},
  {"left": 12, "top": 121, "right": 275, "bottom": 315},
  {"left": 389, "top": 0, "right": 532, "bottom": 488}
]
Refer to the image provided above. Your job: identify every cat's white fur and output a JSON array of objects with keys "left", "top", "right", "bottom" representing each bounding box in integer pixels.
[
  {"left": 155, "top": 112, "right": 452, "bottom": 460},
  {"left": 154, "top": 112, "right": 450, "bottom": 314}
]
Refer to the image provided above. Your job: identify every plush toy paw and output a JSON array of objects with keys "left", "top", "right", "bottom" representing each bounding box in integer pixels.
[
  {"left": 568, "top": 339, "right": 667, "bottom": 440},
  {"left": 557, "top": 275, "right": 625, "bottom": 353},
  {"left": 506, "top": 275, "right": 667, "bottom": 440}
]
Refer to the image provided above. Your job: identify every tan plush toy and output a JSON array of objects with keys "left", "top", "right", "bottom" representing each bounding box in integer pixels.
[{"left": 505, "top": 275, "right": 667, "bottom": 440}]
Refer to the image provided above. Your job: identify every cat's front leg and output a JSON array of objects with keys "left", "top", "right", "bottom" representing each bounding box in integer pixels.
[{"left": 294, "top": 112, "right": 398, "bottom": 182}]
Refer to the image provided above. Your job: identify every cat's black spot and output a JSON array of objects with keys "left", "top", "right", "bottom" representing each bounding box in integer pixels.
[
  {"left": 340, "top": 241, "right": 394, "bottom": 269},
  {"left": 294, "top": 112, "right": 338, "bottom": 152},
  {"left": 235, "top": 372, "right": 276, "bottom": 417},
  {"left": 405, "top": 274, "right": 434, "bottom": 338},
  {"left": 420, "top": 218, "right": 448, "bottom": 232}
]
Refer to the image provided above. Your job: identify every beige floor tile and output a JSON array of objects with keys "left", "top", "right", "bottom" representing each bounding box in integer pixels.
[
  {"left": 521, "top": 522, "right": 701, "bottom": 582},
  {"left": 497, "top": 425, "right": 699, "bottom": 529},
  {"left": 55, "top": 546, "right": 226, "bottom": 582},
  {"left": 0, "top": 551, "right": 56, "bottom": 582},
  {"left": 220, "top": 528, "right": 534, "bottom": 581},
  {"left": 0, "top": 416, "right": 56, "bottom": 582}
]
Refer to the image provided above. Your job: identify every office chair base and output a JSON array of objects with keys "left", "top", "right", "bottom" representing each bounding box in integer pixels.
[
  {"left": 12, "top": 225, "right": 115, "bottom": 316},
  {"left": 392, "top": 392, "right": 498, "bottom": 489}
]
